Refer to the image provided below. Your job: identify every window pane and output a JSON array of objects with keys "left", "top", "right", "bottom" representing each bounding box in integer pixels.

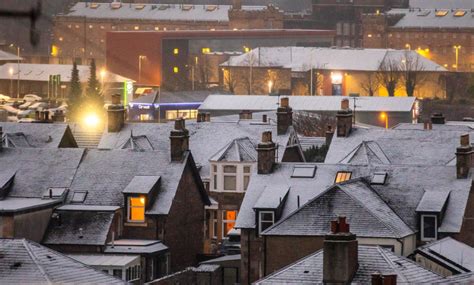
[
  {"left": 130, "top": 207, "right": 145, "bottom": 221},
  {"left": 244, "top": 166, "right": 251, "bottom": 173},
  {"left": 129, "top": 197, "right": 145, "bottom": 222},
  {"left": 243, "top": 176, "right": 250, "bottom": 191},
  {"left": 261, "top": 221, "right": 273, "bottom": 232},
  {"left": 213, "top": 165, "right": 217, "bottom": 172},
  {"left": 113, "top": 269, "right": 122, "bottom": 278},
  {"left": 130, "top": 197, "right": 145, "bottom": 206},
  {"left": 213, "top": 175, "right": 217, "bottom": 190},
  {"left": 224, "top": 165, "right": 237, "bottom": 173},
  {"left": 423, "top": 216, "right": 436, "bottom": 238},
  {"left": 261, "top": 212, "right": 274, "bottom": 221},
  {"left": 224, "top": 176, "right": 236, "bottom": 190},
  {"left": 335, "top": 171, "right": 351, "bottom": 183}
]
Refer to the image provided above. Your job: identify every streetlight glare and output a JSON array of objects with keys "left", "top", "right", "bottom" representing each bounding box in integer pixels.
[{"left": 83, "top": 113, "right": 100, "bottom": 128}]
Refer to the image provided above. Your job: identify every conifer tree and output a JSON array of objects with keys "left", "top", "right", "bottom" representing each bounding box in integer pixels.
[{"left": 67, "top": 61, "right": 82, "bottom": 121}]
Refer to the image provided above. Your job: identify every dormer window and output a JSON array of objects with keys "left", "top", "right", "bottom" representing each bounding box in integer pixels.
[
  {"left": 128, "top": 197, "right": 145, "bottom": 223},
  {"left": 259, "top": 211, "right": 275, "bottom": 234},
  {"left": 421, "top": 215, "right": 437, "bottom": 241},
  {"left": 335, "top": 171, "right": 352, "bottom": 183}
]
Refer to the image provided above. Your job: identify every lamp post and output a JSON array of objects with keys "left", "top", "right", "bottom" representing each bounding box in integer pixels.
[
  {"left": 10, "top": 44, "right": 20, "bottom": 98},
  {"left": 405, "top": 43, "right": 411, "bottom": 50},
  {"left": 380, "top": 112, "right": 388, "bottom": 129},
  {"left": 453, "top": 45, "right": 461, "bottom": 71},
  {"left": 268, "top": 80, "right": 273, "bottom": 94},
  {"left": 138, "top": 55, "right": 146, "bottom": 84},
  {"left": 8, "top": 67, "right": 13, "bottom": 97}
]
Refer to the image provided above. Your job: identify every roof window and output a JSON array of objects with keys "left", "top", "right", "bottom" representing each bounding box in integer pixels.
[
  {"left": 134, "top": 4, "right": 145, "bottom": 10},
  {"left": 182, "top": 4, "right": 193, "bottom": 11},
  {"left": 435, "top": 10, "right": 448, "bottom": 17},
  {"left": 291, "top": 165, "right": 316, "bottom": 178},
  {"left": 71, "top": 191, "right": 88, "bottom": 203},
  {"left": 43, "top": 188, "right": 69, "bottom": 199},
  {"left": 90, "top": 3, "right": 100, "bottom": 9},
  {"left": 371, "top": 172, "right": 388, "bottom": 185},
  {"left": 417, "top": 10, "right": 430, "bottom": 16},
  {"left": 454, "top": 10, "right": 466, "bottom": 17},
  {"left": 206, "top": 5, "right": 217, "bottom": 11},
  {"left": 335, "top": 171, "right": 351, "bottom": 183}
]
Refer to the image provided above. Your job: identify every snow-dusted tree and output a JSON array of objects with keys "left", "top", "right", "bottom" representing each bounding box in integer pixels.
[
  {"left": 377, "top": 58, "right": 401, "bottom": 97},
  {"left": 400, "top": 51, "right": 428, "bottom": 97},
  {"left": 360, "top": 72, "right": 380, "bottom": 96}
]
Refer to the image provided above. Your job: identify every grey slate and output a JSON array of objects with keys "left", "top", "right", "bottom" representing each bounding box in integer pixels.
[
  {"left": 122, "top": 175, "right": 161, "bottom": 194},
  {"left": 210, "top": 137, "right": 257, "bottom": 162},
  {"left": 43, "top": 210, "right": 115, "bottom": 246},
  {"left": 255, "top": 246, "right": 445, "bottom": 284},
  {"left": 262, "top": 179, "right": 413, "bottom": 238},
  {"left": 0, "top": 239, "right": 124, "bottom": 284},
  {"left": 0, "top": 122, "right": 73, "bottom": 148}
]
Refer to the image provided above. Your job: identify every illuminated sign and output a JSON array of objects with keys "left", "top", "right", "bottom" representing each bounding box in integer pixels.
[{"left": 123, "top": 81, "right": 133, "bottom": 106}]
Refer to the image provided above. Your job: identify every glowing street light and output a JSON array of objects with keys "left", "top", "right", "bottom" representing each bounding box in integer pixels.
[
  {"left": 405, "top": 43, "right": 411, "bottom": 50},
  {"left": 268, "top": 80, "right": 273, "bottom": 94},
  {"left": 453, "top": 45, "right": 461, "bottom": 71},
  {"left": 100, "top": 68, "right": 107, "bottom": 87},
  {"left": 83, "top": 113, "right": 100, "bottom": 129},
  {"left": 138, "top": 55, "right": 147, "bottom": 84},
  {"left": 380, "top": 112, "right": 389, "bottom": 129}
]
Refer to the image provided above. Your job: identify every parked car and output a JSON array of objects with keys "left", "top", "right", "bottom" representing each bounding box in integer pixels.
[
  {"left": 18, "top": 101, "right": 33, "bottom": 110},
  {"left": 0, "top": 94, "right": 13, "bottom": 104},
  {"left": 23, "top": 94, "right": 42, "bottom": 102},
  {"left": 220, "top": 228, "right": 241, "bottom": 255},
  {"left": 28, "top": 102, "right": 48, "bottom": 110},
  {"left": 17, "top": 109, "right": 35, "bottom": 119}
]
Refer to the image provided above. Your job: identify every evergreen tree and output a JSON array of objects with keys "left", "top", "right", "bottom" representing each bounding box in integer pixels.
[
  {"left": 67, "top": 61, "right": 82, "bottom": 121},
  {"left": 86, "top": 59, "right": 104, "bottom": 113}
]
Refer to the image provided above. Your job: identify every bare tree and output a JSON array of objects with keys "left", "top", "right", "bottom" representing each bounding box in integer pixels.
[
  {"left": 360, "top": 72, "right": 380, "bottom": 96},
  {"left": 377, "top": 58, "right": 401, "bottom": 97},
  {"left": 293, "top": 111, "right": 336, "bottom": 137},
  {"left": 240, "top": 51, "right": 258, "bottom": 95},
  {"left": 400, "top": 51, "right": 428, "bottom": 97}
]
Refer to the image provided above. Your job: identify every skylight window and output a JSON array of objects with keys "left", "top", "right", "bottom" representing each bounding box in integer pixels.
[
  {"left": 90, "top": 3, "right": 100, "bottom": 9},
  {"left": 453, "top": 10, "right": 466, "bottom": 17},
  {"left": 417, "top": 10, "right": 430, "bottom": 17},
  {"left": 182, "top": 4, "right": 193, "bottom": 11},
  {"left": 134, "top": 4, "right": 145, "bottom": 10},
  {"left": 335, "top": 171, "right": 351, "bottom": 183},
  {"left": 158, "top": 5, "right": 169, "bottom": 10},
  {"left": 291, "top": 165, "right": 316, "bottom": 178},
  {"left": 435, "top": 10, "right": 448, "bottom": 17},
  {"left": 71, "top": 191, "right": 88, "bottom": 203},
  {"left": 206, "top": 5, "right": 217, "bottom": 11},
  {"left": 371, "top": 172, "right": 388, "bottom": 185}
]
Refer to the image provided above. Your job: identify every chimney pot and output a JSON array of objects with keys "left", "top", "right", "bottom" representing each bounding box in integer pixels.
[
  {"left": 204, "top": 112, "right": 211, "bottom": 122},
  {"left": 326, "top": 125, "right": 335, "bottom": 146},
  {"left": 170, "top": 118, "right": 189, "bottom": 162},
  {"left": 456, "top": 134, "right": 473, "bottom": 179},
  {"left": 175, "top": 117, "right": 185, "bottom": 130},
  {"left": 280, "top": 97, "right": 289, "bottom": 108},
  {"left": 111, "top": 94, "right": 121, "bottom": 105},
  {"left": 371, "top": 273, "right": 383, "bottom": 285},
  {"left": 336, "top": 99, "right": 353, "bottom": 137},
  {"left": 107, "top": 96, "right": 126, "bottom": 133},
  {"left": 382, "top": 274, "right": 397, "bottom": 285},
  {"left": 277, "top": 98, "right": 293, "bottom": 135},
  {"left": 262, "top": 131, "right": 272, "bottom": 143},
  {"left": 331, "top": 220, "right": 338, "bottom": 233},
  {"left": 341, "top": 98, "right": 350, "bottom": 110},
  {"left": 460, "top": 133, "right": 470, "bottom": 147}
]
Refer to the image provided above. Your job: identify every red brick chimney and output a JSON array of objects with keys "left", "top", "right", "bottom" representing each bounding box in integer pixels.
[
  {"left": 107, "top": 94, "right": 126, "bottom": 133},
  {"left": 277, "top": 97, "right": 293, "bottom": 135},
  {"left": 170, "top": 118, "right": 189, "bottom": 162},
  {"left": 323, "top": 216, "right": 358, "bottom": 284},
  {"left": 371, "top": 273, "right": 397, "bottom": 285},
  {"left": 257, "top": 131, "right": 277, "bottom": 174},
  {"left": 336, "top": 99, "right": 353, "bottom": 137},
  {"left": 456, "top": 134, "right": 473, "bottom": 179},
  {"left": 232, "top": 0, "right": 242, "bottom": 10}
]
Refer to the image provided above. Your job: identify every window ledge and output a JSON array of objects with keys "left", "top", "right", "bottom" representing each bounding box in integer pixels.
[{"left": 124, "top": 222, "right": 148, "bottom": 227}]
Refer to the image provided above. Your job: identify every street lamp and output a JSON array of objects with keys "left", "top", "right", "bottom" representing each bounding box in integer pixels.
[
  {"left": 453, "top": 45, "right": 461, "bottom": 71},
  {"left": 100, "top": 68, "right": 107, "bottom": 87},
  {"left": 405, "top": 44, "right": 411, "bottom": 50},
  {"left": 8, "top": 67, "right": 14, "bottom": 97},
  {"left": 138, "top": 55, "right": 147, "bottom": 84},
  {"left": 380, "top": 112, "right": 388, "bottom": 129},
  {"left": 268, "top": 80, "right": 273, "bottom": 94}
]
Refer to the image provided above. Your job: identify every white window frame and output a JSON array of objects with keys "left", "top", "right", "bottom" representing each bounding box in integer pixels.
[
  {"left": 127, "top": 196, "right": 146, "bottom": 223},
  {"left": 222, "top": 210, "right": 238, "bottom": 238},
  {"left": 421, "top": 214, "right": 437, "bottom": 241},
  {"left": 210, "top": 163, "right": 254, "bottom": 193},
  {"left": 259, "top": 211, "right": 275, "bottom": 235},
  {"left": 223, "top": 165, "right": 238, "bottom": 191}
]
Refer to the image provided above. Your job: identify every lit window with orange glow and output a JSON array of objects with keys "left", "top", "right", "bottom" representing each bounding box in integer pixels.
[
  {"left": 51, "top": 45, "right": 59, "bottom": 57},
  {"left": 222, "top": 210, "right": 237, "bottom": 237},
  {"left": 128, "top": 197, "right": 145, "bottom": 222},
  {"left": 173, "top": 48, "right": 179, "bottom": 55},
  {"left": 335, "top": 171, "right": 352, "bottom": 183},
  {"left": 202, "top": 47, "right": 211, "bottom": 54},
  {"left": 173, "top": 67, "right": 179, "bottom": 73}
]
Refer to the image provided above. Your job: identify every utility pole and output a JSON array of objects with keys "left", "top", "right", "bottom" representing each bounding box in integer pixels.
[{"left": 16, "top": 46, "right": 20, "bottom": 98}]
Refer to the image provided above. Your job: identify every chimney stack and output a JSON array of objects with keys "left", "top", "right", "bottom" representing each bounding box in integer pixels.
[
  {"left": 431, "top": 113, "right": 445, "bottom": 124},
  {"left": 336, "top": 99, "right": 353, "bottom": 137},
  {"left": 371, "top": 273, "right": 397, "bottom": 285},
  {"left": 204, "top": 112, "right": 211, "bottom": 122},
  {"left": 170, "top": 118, "right": 189, "bottom": 162},
  {"left": 456, "top": 134, "right": 473, "bottom": 179},
  {"left": 196, "top": 112, "right": 204, "bottom": 122},
  {"left": 277, "top": 97, "right": 293, "bottom": 135},
  {"left": 326, "top": 125, "right": 334, "bottom": 146},
  {"left": 232, "top": 0, "right": 242, "bottom": 10},
  {"left": 323, "top": 216, "right": 358, "bottom": 284},
  {"left": 107, "top": 94, "right": 126, "bottom": 133},
  {"left": 52, "top": 110, "right": 65, "bottom": 123},
  {"left": 257, "top": 131, "right": 277, "bottom": 174}
]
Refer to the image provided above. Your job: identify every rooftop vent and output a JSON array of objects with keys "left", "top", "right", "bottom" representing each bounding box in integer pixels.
[
  {"left": 42, "top": 187, "right": 69, "bottom": 199},
  {"left": 417, "top": 10, "right": 430, "bottom": 16},
  {"left": 158, "top": 4, "right": 169, "bottom": 10}
]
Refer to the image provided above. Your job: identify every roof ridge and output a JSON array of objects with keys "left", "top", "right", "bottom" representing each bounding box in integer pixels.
[
  {"left": 340, "top": 180, "right": 408, "bottom": 238},
  {"left": 22, "top": 239, "right": 52, "bottom": 284}
]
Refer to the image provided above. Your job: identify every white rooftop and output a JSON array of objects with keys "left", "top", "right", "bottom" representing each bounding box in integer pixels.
[
  {"left": 199, "top": 95, "right": 416, "bottom": 113},
  {"left": 388, "top": 8, "right": 474, "bottom": 29},
  {"left": 410, "top": 0, "right": 474, "bottom": 9},
  {"left": 0, "top": 63, "right": 132, "bottom": 83},
  {"left": 0, "top": 50, "right": 22, "bottom": 61},
  {"left": 222, "top": 47, "right": 446, "bottom": 72},
  {"left": 64, "top": 2, "right": 266, "bottom": 22},
  {"left": 68, "top": 254, "right": 140, "bottom": 267}
]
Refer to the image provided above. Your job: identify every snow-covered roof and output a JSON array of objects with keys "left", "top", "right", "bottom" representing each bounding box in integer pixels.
[
  {"left": 0, "top": 239, "right": 123, "bottom": 284},
  {"left": 122, "top": 175, "right": 161, "bottom": 194},
  {"left": 98, "top": 120, "right": 293, "bottom": 179},
  {"left": 388, "top": 8, "right": 474, "bottom": 29},
  {"left": 0, "top": 197, "right": 61, "bottom": 213},
  {"left": 0, "top": 63, "right": 132, "bottom": 83},
  {"left": 0, "top": 50, "right": 22, "bottom": 61},
  {"left": 0, "top": 122, "right": 75, "bottom": 148},
  {"left": 416, "top": 237, "right": 474, "bottom": 273},
  {"left": 262, "top": 179, "right": 414, "bottom": 238},
  {"left": 235, "top": 163, "right": 471, "bottom": 236},
  {"left": 255, "top": 246, "right": 445, "bottom": 284},
  {"left": 199, "top": 95, "right": 416, "bottom": 113},
  {"left": 222, "top": 47, "right": 446, "bottom": 72},
  {"left": 63, "top": 2, "right": 266, "bottom": 22},
  {"left": 410, "top": 0, "right": 474, "bottom": 9},
  {"left": 209, "top": 137, "right": 257, "bottom": 162},
  {"left": 104, "top": 239, "right": 168, "bottom": 254},
  {"left": 67, "top": 254, "right": 140, "bottom": 267}
]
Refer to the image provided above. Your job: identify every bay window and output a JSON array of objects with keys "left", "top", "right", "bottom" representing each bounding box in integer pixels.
[
  {"left": 243, "top": 166, "right": 251, "bottom": 190},
  {"left": 223, "top": 166, "right": 237, "bottom": 191},
  {"left": 210, "top": 163, "right": 253, "bottom": 192}
]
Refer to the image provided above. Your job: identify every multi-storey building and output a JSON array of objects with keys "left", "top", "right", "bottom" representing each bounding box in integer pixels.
[
  {"left": 362, "top": 8, "right": 474, "bottom": 72},
  {"left": 51, "top": 1, "right": 285, "bottom": 66}
]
